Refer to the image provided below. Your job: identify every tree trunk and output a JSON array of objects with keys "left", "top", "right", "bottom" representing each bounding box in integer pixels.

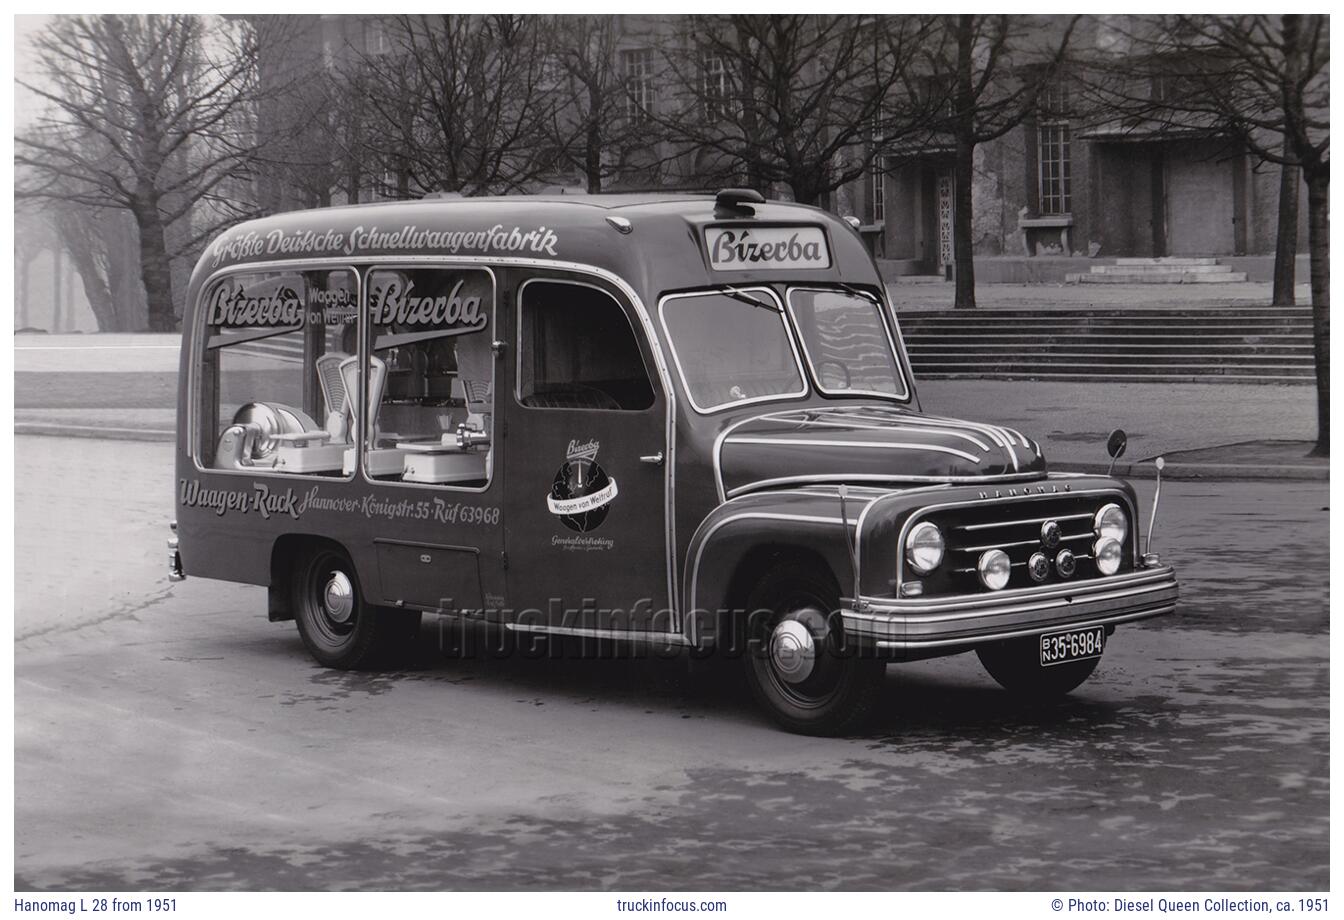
[
  {"left": 17, "top": 253, "right": 29, "bottom": 329},
  {"left": 792, "top": 178, "right": 820, "bottom": 206},
  {"left": 585, "top": 117, "right": 603, "bottom": 193},
  {"left": 952, "top": 15, "right": 977, "bottom": 309},
  {"left": 60, "top": 234, "right": 117, "bottom": 332},
  {"left": 134, "top": 202, "right": 178, "bottom": 332},
  {"left": 1272, "top": 160, "right": 1300, "bottom": 306},
  {"left": 52, "top": 249, "right": 64, "bottom": 333},
  {"left": 1305, "top": 170, "right": 1328, "bottom": 457},
  {"left": 109, "top": 213, "right": 149, "bottom": 331},
  {"left": 952, "top": 135, "right": 977, "bottom": 308}
]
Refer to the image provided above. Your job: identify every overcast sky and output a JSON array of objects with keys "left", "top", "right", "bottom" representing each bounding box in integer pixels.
[{"left": 14, "top": 15, "right": 51, "bottom": 128}]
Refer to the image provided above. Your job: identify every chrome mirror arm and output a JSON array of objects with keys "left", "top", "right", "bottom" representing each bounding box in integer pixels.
[{"left": 1146, "top": 456, "right": 1166, "bottom": 557}]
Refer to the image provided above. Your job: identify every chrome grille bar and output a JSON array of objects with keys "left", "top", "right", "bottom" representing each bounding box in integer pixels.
[
  {"left": 955, "top": 511, "right": 1092, "bottom": 532},
  {"left": 954, "top": 531, "right": 1094, "bottom": 553}
]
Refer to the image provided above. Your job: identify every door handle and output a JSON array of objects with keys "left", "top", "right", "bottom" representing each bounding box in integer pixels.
[{"left": 639, "top": 452, "right": 665, "bottom": 466}]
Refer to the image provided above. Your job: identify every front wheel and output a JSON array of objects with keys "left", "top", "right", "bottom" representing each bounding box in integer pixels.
[
  {"left": 292, "top": 546, "right": 420, "bottom": 669},
  {"left": 976, "top": 636, "right": 1101, "bottom": 699},
  {"left": 742, "top": 564, "right": 884, "bottom": 736}
]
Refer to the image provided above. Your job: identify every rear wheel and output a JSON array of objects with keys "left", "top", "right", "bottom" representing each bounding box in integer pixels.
[
  {"left": 742, "top": 564, "right": 884, "bottom": 736},
  {"left": 976, "top": 636, "right": 1101, "bottom": 699},
  {"left": 292, "top": 546, "right": 419, "bottom": 669}
]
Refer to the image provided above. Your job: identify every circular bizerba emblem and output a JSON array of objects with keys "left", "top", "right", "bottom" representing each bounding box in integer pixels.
[{"left": 547, "top": 442, "right": 618, "bottom": 533}]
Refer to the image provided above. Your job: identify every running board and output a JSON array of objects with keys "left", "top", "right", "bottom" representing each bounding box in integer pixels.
[{"left": 503, "top": 623, "right": 691, "bottom": 646}]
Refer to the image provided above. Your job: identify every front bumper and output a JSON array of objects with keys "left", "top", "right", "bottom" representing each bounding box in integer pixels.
[{"left": 843, "top": 565, "right": 1177, "bottom": 654}]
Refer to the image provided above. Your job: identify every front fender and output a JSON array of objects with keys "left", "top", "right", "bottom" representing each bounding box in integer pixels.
[{"left": 681, "top": 490, "right": 859, "bottom": 647}]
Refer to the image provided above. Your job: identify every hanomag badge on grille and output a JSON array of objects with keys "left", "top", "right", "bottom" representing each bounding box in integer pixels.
[{"left": 1039, "top": 626, "right": 1106, "bottom": 667}]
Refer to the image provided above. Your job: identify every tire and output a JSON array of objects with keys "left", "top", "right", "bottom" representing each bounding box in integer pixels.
[
  {"left": 741, "top": 563, "right": 884, "bottom": 736},
  {"left": 291, "top": 545, "right": 420, "bottom": 670},
  {"left": 976, "top": 636, "right": 1101, "bottom": 699}
]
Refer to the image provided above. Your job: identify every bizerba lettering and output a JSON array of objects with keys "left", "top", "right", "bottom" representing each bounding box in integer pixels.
[
  {"left": 705, "top": 226, "right": 830, "bottom": 270},
  {"left": 207, "top": 283, "right": 304, "bottom": 327},
  {"left": 368, "top": 277, "right": 486, "bottom": 329}
]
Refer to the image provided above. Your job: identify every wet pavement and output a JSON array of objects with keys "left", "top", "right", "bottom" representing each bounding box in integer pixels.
[{"left": 14, "top": 438, "right": 1329, "bottom": 891}]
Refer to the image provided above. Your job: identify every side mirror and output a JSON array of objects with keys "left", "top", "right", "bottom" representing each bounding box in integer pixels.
[
  {"left": 1106, "top": 429, "right": 1128, "bottom": 460},
  {"left": 1106, "top": 429, "right": 1127, "bottom": 477}
]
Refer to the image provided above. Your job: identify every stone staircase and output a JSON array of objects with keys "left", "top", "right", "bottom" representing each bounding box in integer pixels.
[
  {"left": 1065, "top": 257, "right": 1249, "bottom": 284},
  {"left": 899, "top": 307, "right": 1314, "bottom": 383}
]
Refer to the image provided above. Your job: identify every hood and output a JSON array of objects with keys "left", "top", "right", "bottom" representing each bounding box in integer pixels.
[{"left": 715, "top": 405, "right": 1047, "bottom": 499}]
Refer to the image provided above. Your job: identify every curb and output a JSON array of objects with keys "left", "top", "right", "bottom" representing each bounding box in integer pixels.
[
  {"left": 1057, "top": 459, "right": 1327, "bottom": 482},
  {"left": 16, "top": 423, "right": 175, "bottom": 443}
]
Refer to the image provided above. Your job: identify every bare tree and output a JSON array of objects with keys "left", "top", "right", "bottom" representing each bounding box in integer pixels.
[
  {"left": 1186, "top": 15, "right": 1329, "bottom": 456},
  {"left": 1272, "top": 157, "right": 1301, "bottom": 307},
  {"left": 656, "top": 15, "right": 938, "bottom": 206},
  {"left": 346, "top": 15, "right": 561, "bottom": 197},
  {"left": 50, "top": 203, "right": 148, "bottom": 332},
  {"left": 15, "top": 15, "right": 264, "bottom": 331},
  {"left": 1077, "top": 15, "right": 1329, "bottom": 454},
  {"left": 544, "top": 15, "right": 661, "bottom": 193},
  {"left": 920, "top": 15, "right": 1077, "bottom": 309}
]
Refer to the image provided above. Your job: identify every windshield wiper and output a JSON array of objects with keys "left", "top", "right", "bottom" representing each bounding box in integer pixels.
[
  {"left": 838, "top": 282, "right": 880, "bottom": 304},
  {"left": 720, "top": 287, "right": 780, "bottom": 312}
]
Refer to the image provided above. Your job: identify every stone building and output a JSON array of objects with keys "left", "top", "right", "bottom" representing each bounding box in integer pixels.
[
  {"left": 867, "top": 17, "right": 1311, "bottom": 278},
  {"left": 251, "top": 14, "right": 1310, "bottom": 281}
]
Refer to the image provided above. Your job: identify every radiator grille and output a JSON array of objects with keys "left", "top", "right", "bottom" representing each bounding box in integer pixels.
[{"left": 909, "top": 494, "right": 1134, "bottom": 596}]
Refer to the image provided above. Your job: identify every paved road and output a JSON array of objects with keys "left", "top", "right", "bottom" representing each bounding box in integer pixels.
[{"left": 14, "top": 437, "right": 1328, "bottom": 890}]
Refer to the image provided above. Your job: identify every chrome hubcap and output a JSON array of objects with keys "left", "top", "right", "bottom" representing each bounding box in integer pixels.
[
  {"left": 322, "top": 570, "right": 354, "bottom": 624},
  {"left": 770, "top": 618, "right": 817, "bottom": 684}
]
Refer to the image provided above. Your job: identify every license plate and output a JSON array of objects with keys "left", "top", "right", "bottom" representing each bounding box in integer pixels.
[{"left": 1039, "top": 626, "right": 1105, "bottom": 666}]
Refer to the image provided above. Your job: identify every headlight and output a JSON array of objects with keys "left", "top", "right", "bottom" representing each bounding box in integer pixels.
[
  {"left": 977, "top": 549, "right": 1011, "bottom": 591},
  {"left": 1093, "top": 537, "right": 1122, "bottom": 576},
  {"left": 905, "top": 521, "right": 944, "bottom": 574},
  {"left": 1094, "top": 503, "right": 1127, "bottom": 544}
]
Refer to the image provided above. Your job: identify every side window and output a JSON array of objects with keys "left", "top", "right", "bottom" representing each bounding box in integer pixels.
[
  {"left": 364, "top": 267, "right": 495, "bottom": 487},
  {"left": 517, "top": 280, "right": 655, "bottom": 411},
  {"left": 195, "top": 269, "right": 356, "bottom": 475}
]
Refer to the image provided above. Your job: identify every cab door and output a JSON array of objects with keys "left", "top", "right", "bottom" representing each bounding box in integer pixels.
[{"left": 503, "top": 273, "right": 671, "bottom": 635}]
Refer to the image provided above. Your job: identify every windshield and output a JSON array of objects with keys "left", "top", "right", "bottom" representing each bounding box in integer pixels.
[
  {"left": 786, "top": 287, "right": 908, "bottom": 400},
  {"left": 658, "top": 288, "right": 806, "bottom": 413}
]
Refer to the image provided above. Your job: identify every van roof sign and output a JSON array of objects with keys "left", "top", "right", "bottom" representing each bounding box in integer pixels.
[{"left": 704, "top": 225, "right": 830, "bottom": 272}]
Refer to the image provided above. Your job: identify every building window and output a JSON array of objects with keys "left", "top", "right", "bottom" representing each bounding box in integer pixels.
[
  {"left": 366, "top": 19, "right": 390, "bottom": 55},
  {"left": 621, "top": 48, "right": 654, "bottom": 121},
  {"left": 1037, "top": 76, "right": 1072, "bottom": 215},
  {"left": 1038, "top": 124, "right": 1071, "bottom": 214},
  {"left": 701, "top": 52, "right": 728, "bottom": 119},
  {"left": 539, "top": 54, "right": 566, "bottom": 91}
]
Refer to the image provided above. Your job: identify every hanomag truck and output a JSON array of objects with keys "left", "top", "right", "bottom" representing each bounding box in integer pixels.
[{"left": 170, "top": 189, "right": 1178, "bottom": 735}]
